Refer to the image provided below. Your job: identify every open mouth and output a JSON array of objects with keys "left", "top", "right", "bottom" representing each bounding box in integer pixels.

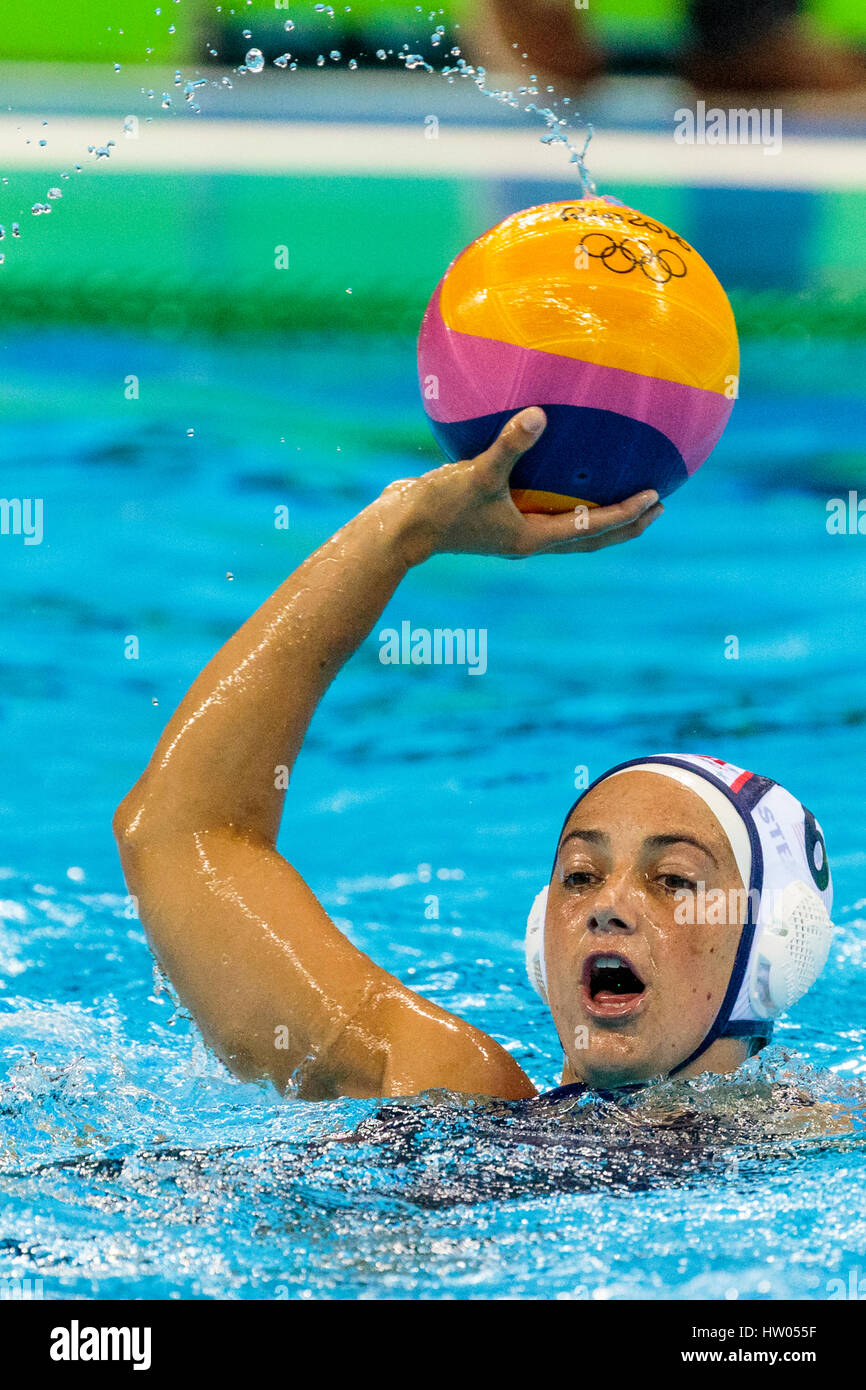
[{"left": 582, "top": 952, "right": 647, "bottom": 1019}]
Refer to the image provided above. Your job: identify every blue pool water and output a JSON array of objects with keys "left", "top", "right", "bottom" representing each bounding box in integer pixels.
[{"left": 2, "top": 321, "right": 866, "bottom": 1300}]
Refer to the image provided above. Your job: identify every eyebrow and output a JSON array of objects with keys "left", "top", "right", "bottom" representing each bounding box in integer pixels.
[
  {"left": 558, "top": 829, "right": 719, "bottom": 866},
  {"left": 645, "top": 833, "right": 719, "bottom": 866}
]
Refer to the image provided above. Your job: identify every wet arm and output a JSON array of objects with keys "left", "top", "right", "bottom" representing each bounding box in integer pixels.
[{"left": 113, "top": 410, "right": 659, "bottom": 1100}]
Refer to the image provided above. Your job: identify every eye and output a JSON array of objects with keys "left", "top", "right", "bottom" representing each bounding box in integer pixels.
[
  {"left": 562, "top": 870, "right": 597, "bottom": 889},
  {"left": 657, "top": 873, "right": 696, "bottom": 893}
]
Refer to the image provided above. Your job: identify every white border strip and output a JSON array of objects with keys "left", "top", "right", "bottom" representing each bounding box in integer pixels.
[{"left": 3, "top": 117, "right": 866, "bottom": 189}]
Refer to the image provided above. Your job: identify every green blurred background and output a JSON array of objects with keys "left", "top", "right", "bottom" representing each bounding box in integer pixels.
[
  {"left": 1, "top": 0, "right": 864, "bottom": 65},
  {"left": 2, "top": 0, "right": 865, "bottom": 343}
]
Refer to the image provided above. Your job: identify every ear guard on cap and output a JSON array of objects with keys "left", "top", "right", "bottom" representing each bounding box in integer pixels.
[
  {"left": 748, "top": 879, "right": 834, "bottom": 1020},
  {"left": 525, "top": 885, "right": 549, "bottom": 1001}
]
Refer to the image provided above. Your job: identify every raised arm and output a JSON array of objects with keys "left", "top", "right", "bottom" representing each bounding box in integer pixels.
[{"left": 113, "top": 409, "right": 661, "bottom": 1100}]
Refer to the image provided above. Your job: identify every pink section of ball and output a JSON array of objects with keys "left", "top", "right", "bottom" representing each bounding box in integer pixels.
[{"left": 418, "top": 282, "right": 733, "bottom": 477}]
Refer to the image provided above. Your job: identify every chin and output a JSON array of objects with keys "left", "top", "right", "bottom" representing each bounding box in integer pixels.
[{"left": 569, "top": 1035, "right": 662, "bottom": 1089}]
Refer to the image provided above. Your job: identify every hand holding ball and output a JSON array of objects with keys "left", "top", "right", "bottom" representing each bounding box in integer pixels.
[{"left": 418, "top": 197, "right": 739, "bottom": 513}]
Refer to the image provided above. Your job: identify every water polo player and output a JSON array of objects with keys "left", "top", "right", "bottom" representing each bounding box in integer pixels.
[{"left": 113, "top": 409, "right": 833, "bottom": 1101}]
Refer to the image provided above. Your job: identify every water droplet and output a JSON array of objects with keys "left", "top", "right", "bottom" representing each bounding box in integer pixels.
[
  {"left": 168, "top": 24, "right": 176, "bottom": 34},
  {"left": 330, "top": 50, "right": 341, "bottom": 61},
  {"left": 316, "top": 54, "right": 325, "bottom": 66},
  {"left": 114, "top": 63, "right": 121, "bottom": 73},
  {"left": 31, "top": 202, "right": 51, "bottom": 215},
  {"left": 376, "top": 48, "right": 386, "bottom": 59},
  {"left": 244, "top": 48, "right": 264, "bottom": 72},
  {"left": 12, "top": 222, "right": 21, "bottom": 237},
  {"left": 161, "top": 94, "right": 171, "bottom": 108},
  {"left": 39, "top": 138, "right": 47, "bottom": 146},
  {"left": 274, "top": 53, "right": 291, "bottom": 68},
  {"left": 47, "top": 187, "right": 62, "bottom": 199},
  {"left": 284, "top": 19, "right": 295, "bottom": 32},
  {"left": 152, "top": 698, "right": 159, "bottom": 706},
  {"left": 226, "top": 572, "right": 234, "bottom": 581},
  {"left": 174, "top": 70, "right": 182, "bottom": 84},
  {"left": 242, "top": 28, "right": 252, "bottom": 38},
  {"left": 186, "top": 428, "right": 194, "bottom": 437},
  {"left": 348, "top": 58, "right": 358, "bottom": 70}
]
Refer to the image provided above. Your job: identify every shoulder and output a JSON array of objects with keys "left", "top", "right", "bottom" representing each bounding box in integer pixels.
[{"left": 351, "top": 982, "right": 537, "bottom": 1101}]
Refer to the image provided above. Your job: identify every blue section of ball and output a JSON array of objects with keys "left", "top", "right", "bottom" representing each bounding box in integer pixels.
[{"left": 429, "top": 405, "right": 688, "bottom": 507}]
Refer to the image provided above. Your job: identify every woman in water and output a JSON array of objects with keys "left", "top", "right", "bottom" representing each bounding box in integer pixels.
[{"left": 113, "top": 408, "right": 833, "bottom": 1103}]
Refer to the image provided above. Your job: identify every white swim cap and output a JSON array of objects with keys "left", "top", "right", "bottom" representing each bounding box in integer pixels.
[{"left": 525, "top": 753, "right": 834, "bottom": 1074}]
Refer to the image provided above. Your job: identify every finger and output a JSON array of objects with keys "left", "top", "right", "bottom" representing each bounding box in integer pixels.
[
  {"left": 517, "top": 488, "right": 659, "bottom": 550},
  {"left": 477, "top": 407, "right": 547, "bottom": 483},
  {"left": 552, "top": 502, "right": 664, "bottom": 553},
  {"left": 578, "top": 489, "right": 661, "bottom": 538}
]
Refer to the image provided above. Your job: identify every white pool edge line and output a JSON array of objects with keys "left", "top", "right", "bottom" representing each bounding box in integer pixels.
[{"left": 3, "top": 118, "right": 866, "bottom": 189}]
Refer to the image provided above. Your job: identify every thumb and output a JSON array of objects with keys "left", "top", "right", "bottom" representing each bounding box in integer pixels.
[{"left": 481, "top": 407, "right": 547, "bottom": 480}]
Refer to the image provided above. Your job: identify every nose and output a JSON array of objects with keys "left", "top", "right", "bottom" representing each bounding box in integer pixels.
[
  {"left": 587, "top": 906, "right": 636, "bottom": 935},
  {"left": 586, "top": 879, "right": 639, "bottom": 936}
]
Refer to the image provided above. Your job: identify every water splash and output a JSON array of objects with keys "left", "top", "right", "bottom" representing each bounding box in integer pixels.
[
  {"left": 401, "top": 54, "right": 433, "bottom": 73},
  {"left": 0, "top": 13, "right": 597, "bottom": 328},
  {"left": 169, "top": 7, "right": 596, "bottom": 193},
  {"left": 438, "top": 55, "right": 596, "bottom": 195}
]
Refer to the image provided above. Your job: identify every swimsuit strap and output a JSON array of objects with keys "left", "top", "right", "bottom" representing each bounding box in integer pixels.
[{"left": 538, "top": 1081, "right": 646, "bottom": 1104}]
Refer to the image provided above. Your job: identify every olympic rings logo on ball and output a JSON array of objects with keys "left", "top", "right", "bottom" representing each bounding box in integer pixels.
[{"left": 579, "top": 232, "right": 688, "bottom": 284}]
